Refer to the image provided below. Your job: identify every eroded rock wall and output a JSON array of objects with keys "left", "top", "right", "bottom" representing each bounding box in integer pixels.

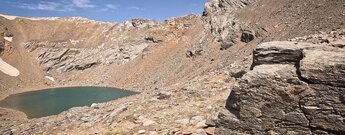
[{"left": 23, "top": 39, "right": 149, "bottom": 72}]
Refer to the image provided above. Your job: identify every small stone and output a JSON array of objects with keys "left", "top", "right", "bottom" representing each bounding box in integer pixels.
[
  {"left": 241, "top": 30, "right": 255, "bottom": 43},
  {"left": 230, "top": 70, "right": 247, "bottom": 79},
  {"left": 190, "top": 116, "right": 204, "bottom": 125},
  {"left": 138, "top": 130, "right": 146, "bottom": 134},
  {"left": 192, "top": 129, "right": 207, "bottom": 135},
  {"left": 268, "top": 130, "right": 279, "bottom": 135},
  {"left": 81, "top": 117, "right": 89, "bottom": 122},
  {"left": 142, "top": 118, "right": 156, "bottom": 126},
  {"left": 149, "top": 131, "right": 159, "bottom": 135},
  {"left": 145, "top": 36, "right": 163, "bottom": 43},
  {"left": 90, "top": 103, "right": 99, "bottom": 109},
  {"left": 186, "top": 50, "right": 194, "bottom": 58},
  {"left": 156, "top": 91, "right": 171, "bottom": 100},
  {"left": 195, "top": 120, "right": 207, "bottom": 128},
  {"left": 175, "top": 118, "right": 190, "bottom": 126},
  {"left": 220, "top": 42, "right": 234, "bottom": 50},
  {"left": 205, "top": 127, "right": 215, "bottom": 135},
  {"left": 205, "top": 121, "right": 215, "bottom": 127},
  {"left": 182, "top": 127, "right": 195, "bottom": 135}
]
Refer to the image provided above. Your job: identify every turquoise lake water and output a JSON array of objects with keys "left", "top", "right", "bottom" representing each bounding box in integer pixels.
[{"left": 0, "top": 87, "right": 136, "bottom": 118}]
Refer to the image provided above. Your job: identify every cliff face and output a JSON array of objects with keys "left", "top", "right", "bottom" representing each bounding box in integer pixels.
[
  {"left": 203, "top": 0, "right": 259, "bottom": 49},
  {"left": 203, "top": 0, "right": 257, "bottom": 37}
]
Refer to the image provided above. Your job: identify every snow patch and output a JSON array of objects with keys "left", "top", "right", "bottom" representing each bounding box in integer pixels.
[
  {"left": 45, "top": 76, "right": 55, "bottom": 82},
  {"left": 0, "top": 14, "right": 59, "bottom": 21},
  {"left": 0, "top": 58, "right": 20, "bottom": 77},
  {"left": 26, "top": 17, "right": 59, "bottom": 21},
  {"left": 4, "top": 37, "right": 13, "bottom": 42},
  {"left": 0, "top": 14, "right": 17, "bottom": 20}
]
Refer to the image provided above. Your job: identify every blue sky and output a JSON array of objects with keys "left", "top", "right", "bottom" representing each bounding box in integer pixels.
[{"left": 0, "top": 0, "right": 209, "bottom": 22}]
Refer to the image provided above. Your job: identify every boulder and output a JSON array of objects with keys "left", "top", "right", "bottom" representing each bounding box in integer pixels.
[
  {"left": 4, "top": 27, "right": 13, "bottom": 37},
  {"left": 240, "top": 30, "right": 255, "bottom": 43},
  {"left": 216, "top": 41, "right": 345, "bottom": 134},
  {"left": 217, "top": 64, "right": 311, "bottom": 134},
  {"left": 220, "top": 41, "right": 234, "bottom": 50}
]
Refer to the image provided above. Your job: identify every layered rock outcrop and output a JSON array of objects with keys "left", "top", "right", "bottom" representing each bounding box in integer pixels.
[
  {"left": 216, "top": 41, "right": 345, "bottom": 134},
  {"left": 23, "top": 40, "right": 149, "bottom": 72}
]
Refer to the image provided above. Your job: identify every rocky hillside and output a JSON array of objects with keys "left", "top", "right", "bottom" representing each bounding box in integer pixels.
[
  {"left": 0, "top": 14, "right": 211, "bottom": 96},
  {"left": 0, "top": 0, "right": 344, "bottom": 134}
]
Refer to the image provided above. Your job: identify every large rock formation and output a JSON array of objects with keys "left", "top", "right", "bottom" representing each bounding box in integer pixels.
[
  {"left": 216, "top": 41, "right": 345, "bottom": 134},
  {"left": 203, "top": 0, "right": 257, "bottom": 45}
]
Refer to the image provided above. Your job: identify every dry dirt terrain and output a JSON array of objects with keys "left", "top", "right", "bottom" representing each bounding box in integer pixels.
[{"left": 0, "top": 0, "right": 344, "bottom": 134}]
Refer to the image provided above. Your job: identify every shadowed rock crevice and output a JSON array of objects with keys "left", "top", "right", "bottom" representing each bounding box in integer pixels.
[
  {"left": 298, "top": 98, "right": 313, "bottom": 133},
  {"left": 295, "top": 63, "right": 313, "bottom": 85}
]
